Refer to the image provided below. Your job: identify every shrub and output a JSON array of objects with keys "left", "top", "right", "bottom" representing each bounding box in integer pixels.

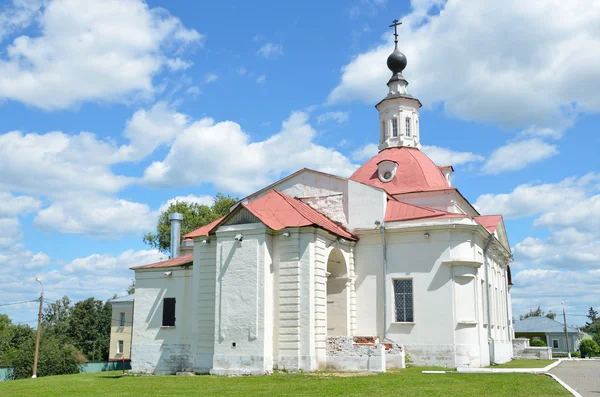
[
  {"left": 571, "top": 351, "right": 581, "bottom": 358},
  {"left": 579, "top": 339, "right": 599, "bottom": 358},
  {"left": 530, "top": 340, "right": 546, "bottom": 347}
]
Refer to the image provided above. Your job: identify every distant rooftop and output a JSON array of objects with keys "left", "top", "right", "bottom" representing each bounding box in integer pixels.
[
  {"left": 513, "top": 316, "right": 579, "bottom": 334},
  {"left": 108, "top": 294, "right": 134, "bottom": 303}
]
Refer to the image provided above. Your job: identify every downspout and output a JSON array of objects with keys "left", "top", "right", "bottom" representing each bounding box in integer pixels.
[
  {"left": 378, "top": 222, "right": 388, "bottom": 341},
  {"left": 483, "top": 234, "right": 495, "bottom": 365}
]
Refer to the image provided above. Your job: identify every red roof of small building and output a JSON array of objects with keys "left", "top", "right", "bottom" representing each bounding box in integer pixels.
[
  {"left": 244, "top": 190, "right": 357, "bottom": 240},
  {"left": 474, "top": 215, "right": 502, "bottom": 234},
  {"left": 350, "top": 147, "right": 451, "bottom": 195},
  {"left": 183, "top": 190, "right": 357, "bottom": 241},
  {"left": 183, "top": 216, "right": 225, "bottom": 239},
  {"left": 131, "top": 254, "right": 193, "bottom": 270},
  {"left": 385, "top": 199, "right": 459, "bottom": 222}
]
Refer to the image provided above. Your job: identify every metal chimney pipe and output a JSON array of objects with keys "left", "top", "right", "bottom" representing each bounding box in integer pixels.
[{"left": 168, "top": 212, "right": 183, "bottom": 258}]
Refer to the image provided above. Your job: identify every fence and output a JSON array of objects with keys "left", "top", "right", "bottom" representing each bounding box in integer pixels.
[
  {"left": 0, "top": 360, "right": 131, "bottom": 381},
  {"left": 0, "top": 367, "right": 13, "bottom": 382}
]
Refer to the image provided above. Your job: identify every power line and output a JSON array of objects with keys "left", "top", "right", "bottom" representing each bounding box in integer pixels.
[{"left": 0, "top": 299, "right": 39, "bottom": 307}]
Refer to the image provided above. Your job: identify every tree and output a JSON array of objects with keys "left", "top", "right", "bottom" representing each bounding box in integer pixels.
[
  {"left": 67, "top": 298, "right": 112, "bottom": 361},
  {"left": 579, "top": 339, "right": 599, "bottom": 358},
  {"left": 583, "top": 307, "right": 600, "bottom": 333},
  {"left": 143, "top": 193, "right": 238, "bottom": 254},
  {"left": 519, "top": 306, "right": 556, "bottom": 320},
  {"left": 0, "top": 314, "right": 84, "bottom": 379},
  {"left": 127, "top": 280, "right": 135, "bottom": 295},
  {"left": 42, "top": 295, "right": 73, "bottom": 339}
]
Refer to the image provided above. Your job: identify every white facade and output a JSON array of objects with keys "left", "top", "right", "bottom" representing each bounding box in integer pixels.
[{"left": 130, "top": 43, "right": 514, "bottom": 374}]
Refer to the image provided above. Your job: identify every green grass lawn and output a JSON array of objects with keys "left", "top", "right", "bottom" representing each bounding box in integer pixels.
[
  {"left": 488, "top": 359, "right": 557, "bottom": 369},
  {"left": 0, "top": 367, "right": 569, "bottom": 397}
]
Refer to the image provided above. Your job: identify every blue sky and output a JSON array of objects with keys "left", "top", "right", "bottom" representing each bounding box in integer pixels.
[{"left": 0, "top": 0, "right": 599, "bottom": 328}]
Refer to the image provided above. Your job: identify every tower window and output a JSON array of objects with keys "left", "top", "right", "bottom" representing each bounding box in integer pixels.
[
  {"left": 391, "top": 119, "right": 398, "bottom": 137},
  {"left": 405, "top": 117, "right": 411, "bottom": 137},
  {"left": 381, "top": 121, "right": 385, "bottom": 140}
]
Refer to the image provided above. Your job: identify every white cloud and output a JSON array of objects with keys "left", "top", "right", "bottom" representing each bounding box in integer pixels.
[
  {"left": 204, "top": 73, "right": 218, "bottom": 83},
  {"left": 352, "top": 143, "right": 378, "bottom": 161},
  {"left": 143, "top": 111, "right": 357, "bottom": 194},
  {"left": 256, "top": 74, "right": 266, "bottom": 84},
  {"left": 0, "top": 0, "right": 42, "bottom": 42},
  {"left": 514, "top": 231, "right": 600, "bottom": 269},
  {"left": 535, "top": 195, "right": 600, "bottom": 232},
  {"left": 186, "top": 86, "right": 201, "bottom": 97},
  {"left": 237, "top": 67, "right": 247, "bottom": 75},
  {"left": 257, "top": 42, "right": 283, "bottom": 59},
  {"left": 0, "top": 217, "right": 22, "bottom": 246},
  {"left": 0, "top": 192, "right": 40, "bottom": 217},
  {"left": 0, "top": 0, "right": 203, "bottom": 109},
  {"left": 482, "top": 139, "right": 558, "bottom": 174},
  {"left": 165, "top": 58, "right": 193, "bottom": 71},
  {"left": 0, "top": 130, "right": 132, "bottom": 195},
  {"left": 158, "top": 194, "right": 214, "bottom": 213},
  {"left": 350, "top": 142, "right": 484, "bottom": 166},
  {"left": 474, "top": 174, "right": 598, "bottom": 219},
  {"left": 421, "top": 145, "right": 484, "bottom": 166},
  {"left": 33, "top": 194, "right": 156, "bottom": 237},
  {"left": 0, "top": 247, "right": 163, "bottom": 324},
  {"left": 119, "top": 101, "right": 190, "bottom": 161},
  {"left": 328, "top": 0, "right": 600, "bottom": 132},
  {"left": 317, "top": 111, "right": 350, "bottom": 124}
]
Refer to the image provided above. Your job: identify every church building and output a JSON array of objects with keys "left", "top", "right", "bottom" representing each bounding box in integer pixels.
[{"left": 130, "top": 27, "right": 514, "bottom": 374}]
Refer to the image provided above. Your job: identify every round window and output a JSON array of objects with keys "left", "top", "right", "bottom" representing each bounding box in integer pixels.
[{"left": 383, "top": 171, "right": 392, "bottom": 180}]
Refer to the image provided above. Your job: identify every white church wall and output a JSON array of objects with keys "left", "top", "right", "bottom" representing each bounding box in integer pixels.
[
  {"left": 131, "top": 267, "right": 193, "bottom": 374},
  {"left": 354, "top": 227, "right": 504, "bottom": 368},
  {"left": 192, "top": 239, "right": 217, "bottom": 373},
  {"left": 348, "top": 181, "right": 386, "bottom": 230},
  {"left": 211, "top": 224, "right": 273, "bottom": 375}
]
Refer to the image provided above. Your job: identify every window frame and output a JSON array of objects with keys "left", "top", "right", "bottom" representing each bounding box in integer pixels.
[
  {"left": 119, "top": 312, "right": 125, "bottom": 327},
  {"left": 117, "top": 340, "right": 124, "bottom": 354},
  {"left": 391, "top": 119, "right": 398, "bottom": 137},
  {"left": 552, "top": 339, "right": 559, "bottom": 349},
  {"left": 162, "top": 297, "right": 176, "bottom": 327},
  {"left": 405, "top": 117, "right": 411, "bottom": 137},
  {"left": 392, "top": 278, "right": 414, "bottom": 323}
]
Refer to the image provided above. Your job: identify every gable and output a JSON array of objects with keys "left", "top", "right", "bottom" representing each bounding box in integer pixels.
[{"left": 223, "top": 207, "right": 262, "bottom": 226}]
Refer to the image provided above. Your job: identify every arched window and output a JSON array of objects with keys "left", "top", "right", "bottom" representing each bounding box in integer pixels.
[
  {"left": 391, "top": 119, "right": 398, "bottom": 137},
  {"left": 405, "top": 117, "right": 411, "bottom": 137}
]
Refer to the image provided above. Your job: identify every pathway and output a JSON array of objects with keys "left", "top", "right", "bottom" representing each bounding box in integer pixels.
[{"left": 550, "top": 360, "right": 600, "bottom": 397}]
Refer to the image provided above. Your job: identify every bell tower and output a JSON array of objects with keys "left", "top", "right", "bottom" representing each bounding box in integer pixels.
[{"left": 377, "top": 19, "right": 422, "bottom": 151}]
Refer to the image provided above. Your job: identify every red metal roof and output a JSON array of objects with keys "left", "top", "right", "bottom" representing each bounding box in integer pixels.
[
  {"left": 131, "top": 254, "right": 193, "bottom": 270},
  {"left": 474, "top": 215, "right": 502, "bottom": 234},
  {"left": 385, "top": 199, "right": 453, "bottom": 222},
  {"left": 350, "top": 147, "right": 451, "bottom": 195},
  {"left": 182, "top": 191, "right": 357, "bottom": 241},
  {"left": 183, "top": 216, "right": 225, "bottom": 239},
  {"left": 244, "top": 190, "right": 357, "bottom": 240}
]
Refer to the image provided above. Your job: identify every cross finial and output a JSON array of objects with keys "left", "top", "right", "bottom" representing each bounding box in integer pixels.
[{"left": 389, "top": 19, "right": 401, "bottom": 48}]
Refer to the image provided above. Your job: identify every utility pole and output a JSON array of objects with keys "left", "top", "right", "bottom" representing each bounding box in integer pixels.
[
  {"left": 561, "top": 301, "right": 571, "bottom": 359},
  {"left": 32, "top": 278, "right": 44, "bottom": 378}
]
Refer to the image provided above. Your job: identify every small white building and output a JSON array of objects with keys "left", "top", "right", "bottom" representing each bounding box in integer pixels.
[{"left": 130, "top": 38, "right": 514, "bottom": 375}]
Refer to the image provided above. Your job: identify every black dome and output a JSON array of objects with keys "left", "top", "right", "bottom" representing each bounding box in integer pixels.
[{"left": 387, "top": 47, "right": 407, "bottom": 75}]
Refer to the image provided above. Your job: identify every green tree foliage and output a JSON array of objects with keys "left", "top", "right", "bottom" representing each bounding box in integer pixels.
[
  {"left": 530, "top": 340, "right": 547, "bottom": 347},
  {"left": 127, "top": 280, "right": 135, "bottom": 295},
  {"left": 583, "top": 307, "right": 600, "bottom": 334},
  {"left": 0, "top": 314, "right": 85, "bottom": 379},
  {"left": 519, "top": 306, "right": 556, "bottom": 320},
  {"left": 143, "top": 193, "right": 238, "bottom": 254},
  {"left": 42, "top": 296, "right": 73, "bottom": 339},
  {"left": 67, "top": 298, "right": 112, "bottom": 361},
  {"left": 593, "top": 333, "right": 600, "bottom": 346},
  {"left": 579, "top": 339, "right": 599, "bottom": 357}
]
